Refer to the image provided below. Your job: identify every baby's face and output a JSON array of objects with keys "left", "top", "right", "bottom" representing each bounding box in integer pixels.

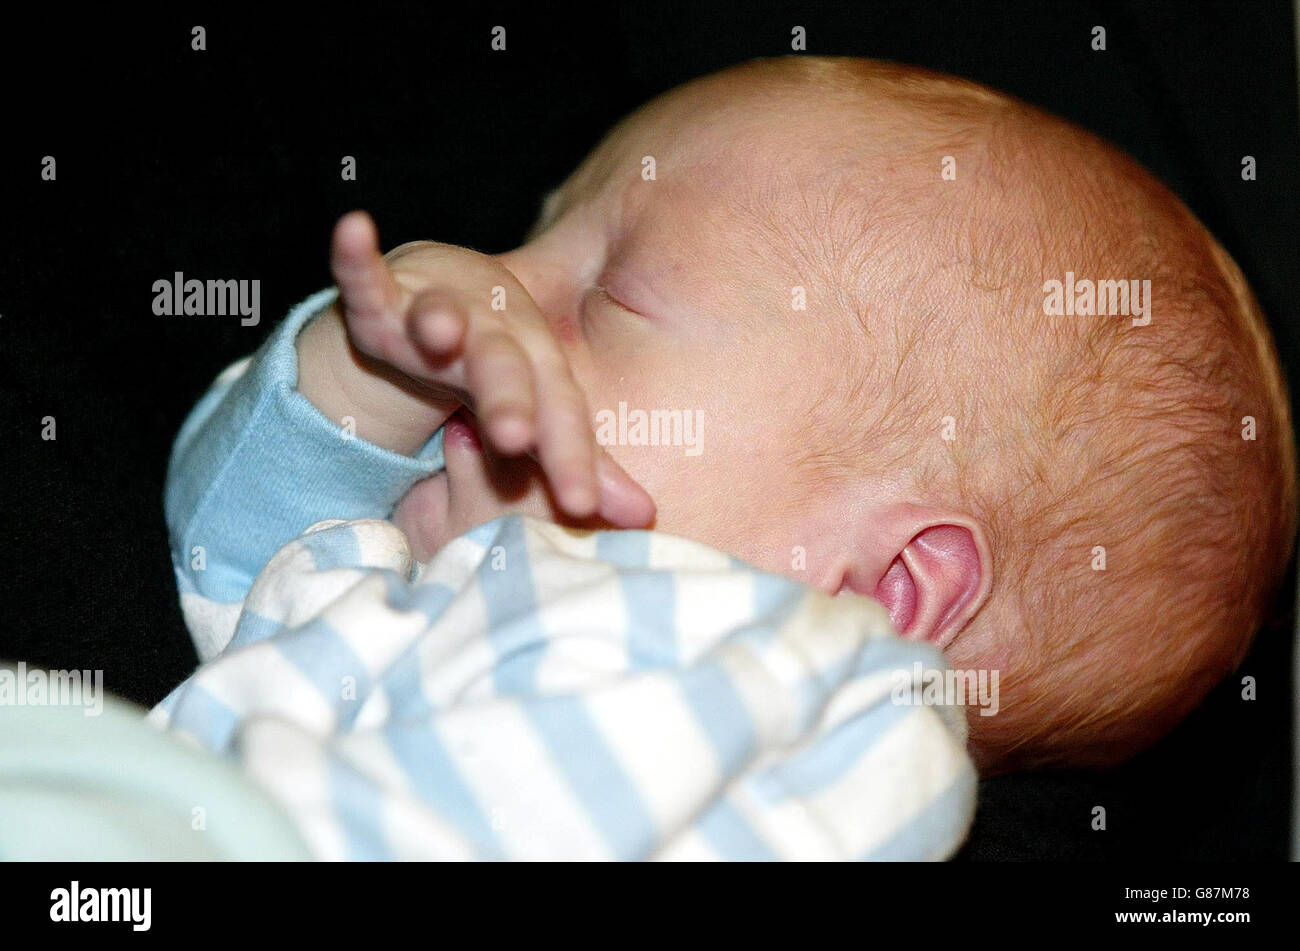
[
  {"left": 399, "top": 64, "right": 991, "bottom": 706},
  {"left": 434, "top": 76, "right": 888, "bottom": 588}
]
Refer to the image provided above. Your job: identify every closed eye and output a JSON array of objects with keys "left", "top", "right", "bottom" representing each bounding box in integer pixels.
[{"left": 583, "top": 283, "right": 646, "bottom": 324}]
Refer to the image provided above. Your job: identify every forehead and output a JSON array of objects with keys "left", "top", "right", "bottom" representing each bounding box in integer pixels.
[
  {"left": 533, "top": 69, "right": 962, "bottom": 352},
  {"left": 569, "top": 110, "right": 872, "bottom": 292}
]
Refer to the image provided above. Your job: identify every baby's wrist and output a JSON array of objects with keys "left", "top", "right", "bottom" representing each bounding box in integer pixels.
[{"left": 296, "top": 304, "right": 448, "bottom": 455}]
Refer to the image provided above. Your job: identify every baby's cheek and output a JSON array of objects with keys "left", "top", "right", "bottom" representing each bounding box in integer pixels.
[{"left": 641, "top": 465, "right": 757, "bottom": 553}]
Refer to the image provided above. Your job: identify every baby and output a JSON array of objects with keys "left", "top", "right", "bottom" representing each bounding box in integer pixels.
[{"left": 190, "top": 56, "right": 1296, "bottom": 777}]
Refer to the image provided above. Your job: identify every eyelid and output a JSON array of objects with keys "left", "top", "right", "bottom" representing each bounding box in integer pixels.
[{"left": 592, "top": 283, "right": 645, "bottom": 319}]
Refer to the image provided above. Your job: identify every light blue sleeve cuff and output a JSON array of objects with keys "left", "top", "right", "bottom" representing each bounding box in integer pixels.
[{"left": 165, "top": 288, "right": 445, "bottom": 603}]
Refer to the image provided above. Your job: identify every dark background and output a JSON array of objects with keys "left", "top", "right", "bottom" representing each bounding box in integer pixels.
[{"left": 1, "top": 1, "right": 1296, "bottom": 859}]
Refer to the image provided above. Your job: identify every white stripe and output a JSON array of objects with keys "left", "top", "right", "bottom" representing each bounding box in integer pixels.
[
  {"left": 583, "top": 674, "right": 722, "bottom": 833},
  {"left": 653, "top": 826, "right": 723, "bottom": 861},
  {"left": 710, "top": 640, "right": 802, "bottom": 748},
  {"left": 528, "top": 520, "right": 601, "bottom": 561},
  {"left": 334, "top": 732, "right": 411, "bottom": 800},
  {"left": 416, "top": 529, "right": 494, "bottom": 586},
  {"left": 673, "top": 572, "right": 758, "bottom": 663},
  {"left": 328, "top": 572, "right": 434, "bottom": 675},
  {"left": 434, "top": 701, "right": 612, "bottom": 860},
  {"left": 417, "top": 579, "right": 497, "bottom": 707},
  {"left": 179, "top": 592, "right": 242, "bottom": 661},
  {"left": 351, "top": 682, "right": 392, "bottom": 731},
  {"left": 531, "top": 548, "right": 629, "bottom": 694},
  {"left": 382, "top": 792, "right": 478, "bottom": 860},
  {"left": 240, "top": 718, "right": 346, "bottom": 861},
  {"left": 647, "top": 531, "right": 732, "bottom": 572},
  {"left": 348, "top": 519, "right": 413, "bottom": 573}
]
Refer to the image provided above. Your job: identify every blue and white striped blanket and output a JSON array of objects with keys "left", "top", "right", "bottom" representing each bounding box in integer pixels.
[
  {"left": 151, "top": 514, "right": 975, "bottom": 860},
  {"left": 155, "top": 294, "right": 976, "bottom": 860}
]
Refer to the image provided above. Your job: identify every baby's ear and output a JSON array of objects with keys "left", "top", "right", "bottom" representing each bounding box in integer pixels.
[{"left": 838, "top": 508, "right": 992, "bottom": 647}]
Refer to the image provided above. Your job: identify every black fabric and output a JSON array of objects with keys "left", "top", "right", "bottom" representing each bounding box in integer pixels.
[{"left": 1, "top": 1, "right": 1295, "bottom": 859}]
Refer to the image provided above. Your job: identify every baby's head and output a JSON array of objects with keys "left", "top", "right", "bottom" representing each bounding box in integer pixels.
[{"left": 446, "top": 57, "right": 1295, "bottom": 772}]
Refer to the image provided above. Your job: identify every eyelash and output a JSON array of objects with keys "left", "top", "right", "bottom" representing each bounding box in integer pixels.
[
  {"left": 592, "top": 283, "right": 640, "bottom": 317},
  {"left": 577, "top": 281, "right": 641, "bottom": 335}
]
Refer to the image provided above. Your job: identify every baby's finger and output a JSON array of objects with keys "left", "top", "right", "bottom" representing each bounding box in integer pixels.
[
  {"left": 463, "top": 330, "right": 537, "bottom": 454},
  {"left": 330, "top": 211, "right": 408, "bottom": 358},
  {"left": 408, "top": 289, "right": 468, "bottom": 356},
  {"left": 595, "top": 451, "right": 657, "bottom": 528},
  {"left": 533, "top": 364, "right": 600, "bottom": 518}
]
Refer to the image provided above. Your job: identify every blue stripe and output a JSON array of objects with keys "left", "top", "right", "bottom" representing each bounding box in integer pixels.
[
  {"left": 594, "top": 530, "right": 650, "bottom": 565},
  {"left": 476, "top": 517, "right": 548, "bottom": 696},
  {"left": 527, "top": 695, "right": 657, "bottom": 859},
  {"left": 751, "top": 571, "right": 802, "bottom": 628},
  {"left": 696, "top": 799, "right": 779, "bottom": 861},
  {"left": 599, "top": 529, "right": 677, "bottom": 669},
  {"left": 382, "top": 656, "right": 431, "bottom": 720},
  {"left": 299, "top": 523, "right": 362, "bottom": 571},
  {"left": 329, "top": 755, "right": 393, "bottom": 860},
  {"left": 168, "top": 683, "right": 241, "bottom": 751},
  {"left": 593, "top": 530, "right": 653, "bottom": 568},
  {"left": 273, "top": 618, "right": 371, "bottom": 729},
  {"left": 228, "top": 609, "right": 285, "bottom": 650},
  {"left": 679, "top": 660, "right": 757, "bottom": 778},
  {"left": 381, "top": 572, "right": 458, "bottom": 621},
  {"left": 382, "top": 722, "right": 501, "bottom": 858},
  {"left": 375, "top": 574, "right": 455, "bottom": 720},
  {"left": 465, "top": 517, "right": 510, "bottom": 548},
  {"left": 373, "top": 573, "right": 460, "bottom": 719}
]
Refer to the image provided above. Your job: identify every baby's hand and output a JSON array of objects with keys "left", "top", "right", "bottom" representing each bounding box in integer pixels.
[{"left": 298, "top": 211, "right": 654, "bottom": 527}]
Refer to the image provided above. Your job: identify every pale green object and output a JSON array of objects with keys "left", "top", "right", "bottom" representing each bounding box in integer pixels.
[{"left": 0, "top": 692, "right": 311, "bottom": 861}]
